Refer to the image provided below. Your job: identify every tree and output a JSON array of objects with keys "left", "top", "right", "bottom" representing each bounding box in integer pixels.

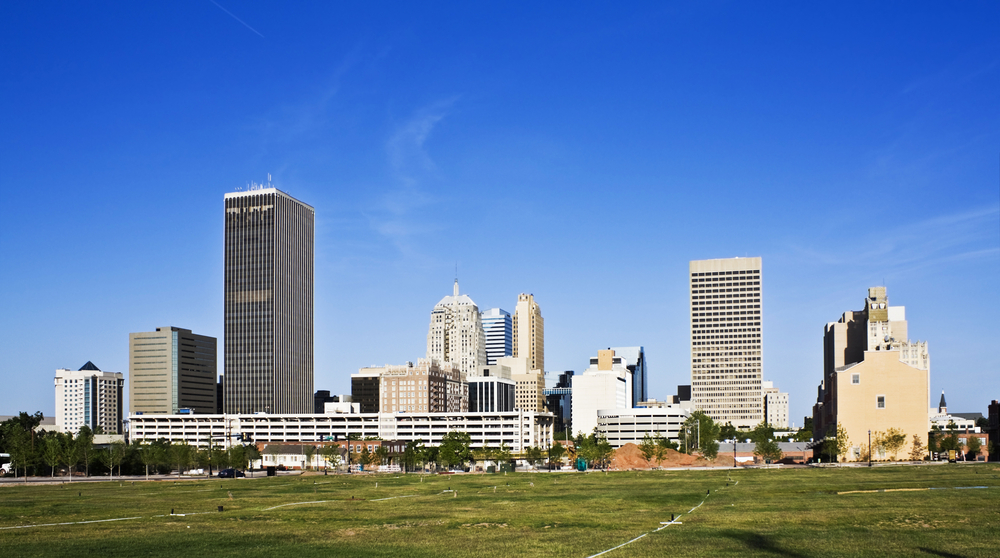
[
  {"left": 548, "top": 441, "right": 566, "bottom": 468},
  {"left": 718, "top": 422, "right": 738, "bottom": 442},
  {"left": 169, "top": 441, "right": 193, "bottom": 476},
  {"left": 303, "top": 444, "right": 317, "bottom": 470},
  {"left": 834, "top": 422, "right": 850, "bottom": 463},
  {"left": 966, "top": 435, "right": 982, "bottom": 460},
  {"left": 494, "top": 442, "right": 512, "bottom": 469},
  {"left": 319, "top": 444, "right": 342, "bottom": 472},
  {"left": 684, "top": 411, "right": 721, "bottom": 460},
  {"left": 403, "top": 440, "right": 426, "bottom": 472},
  {"left": 877, "top": 428, "right": 907, "bottom": 461},
  {"left": 99, "top": 441, "right": 126, "bottom": 479},
  {"left": 61, "top": 432, "right": 82, "bottom": 481},
  {"left": 135, "top": 440, "right": 160, "bottom": 480},
  {"left": 438, "top": 431, "right": 473, "bottom": 470},
  {"left": 524, "top": 446, "right": 544, "bottom": 468},
  {"left": 245, "top": 444, "right": 262, "bottom": 472},
  {"left": 76, "top": 426, "right": 95, "bottom": 477},
  {"left": 908, "top": 435, "right": 926, "bottom": 461},
  {"left": 42, "top": 434, "right": 62, "bottom": 477},
  {"left": 374, "top": 445, "right": 389, "bottom": 469},
  {"left": 751, "top": 422, "right": 782, "bottom": 463},
  {"left": 638, "top": 433, "right": 658, "bottom": 463},
  {"left": 359, "top": 446, "right": 373, "bottom": 469},
  {"left": 654, "top": 433, "right": 678, "bottom": 461},
  {"left": 938, "top": 432, "right": 961, "bottom": 453},
  {"left": 595, "top": 434, "right": 614, "bottom": 469}
]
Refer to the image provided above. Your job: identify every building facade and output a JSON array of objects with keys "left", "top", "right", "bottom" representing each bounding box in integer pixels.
[
  {"left": 609, "top": 346, "right": 647, "bottom": 408},
  {"left": 597, "top": 406, "right": 689, "bottom": 448},
  {"left": 224, "top": 186, "right": 315, "bottom": 414},
  {"left": 55, "top": 362, "right": 124, "bottom": 434},
  {"left": 353, "top": 359, "right": 468, "bottom": 414},
  {"left": 129, "top": 326, "right": 217, "bottom": 415},
  {"left": 129, "top": 410, "right": 555, "bottom": 453},
  {"left": 571, "top": 350, "right": 630, "bottom": 436},
  {"left": 497, "top": 356, "right": 545, "bottom": 412},
  {"left": 690, "top": 257, "right": 763, "bottom": 428},
  {"left": 544, "top": 370, "right": 573, "bottom": 434},
  {"left": 480, "top": 308, "right": 512, "bottom": 365},
  {"left": 468, "top": 364, "right": 516, "bottom": 412},
  {"left": 812, "top": 287, "right": 930, "bottom": 462},
  {"left": 512, "top": 293, "right": 544, "bottom": 373},
  {"left": 762, "top": 381, "right": 789, "bottom": 428},
  {"left": 426, "top": 281, "right": 487, "bottom": 377}
]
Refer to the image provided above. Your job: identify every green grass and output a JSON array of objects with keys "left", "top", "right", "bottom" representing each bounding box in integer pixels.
[{"left": 1, "top": 464, "right": 998, "bottom": 557}]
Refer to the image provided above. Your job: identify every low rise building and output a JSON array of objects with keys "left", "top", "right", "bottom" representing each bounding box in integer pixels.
[
  {"left": 129, "top": 410, "right": 555, "bottom": 453},
  {"left": 571, "top": 350, "right": 630, "bottom": 436},
  {"left": 597, "top": 406, "right": 689, "bottom": 448}
]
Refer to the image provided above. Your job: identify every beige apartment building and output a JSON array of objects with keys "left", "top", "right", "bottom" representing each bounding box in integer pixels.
[
  {"left": 129, "top": 326, "right": 217, "bottom": 415},
  {"left": 498, "top": 356, "right": 545, "bottom": 412},
  {"left": 356, "top": 358, "right": 467, "bottom": 414},
  {"left": 813, "top": 287, "right": 930, "bottom": 461},
  {"left": 690, "top": 257, "right": 764, "bottom": 428},
  {"left": 512, "top": 293, "right": 544, "bottom": 373}
]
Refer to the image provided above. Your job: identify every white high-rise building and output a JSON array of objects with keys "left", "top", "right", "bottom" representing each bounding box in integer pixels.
[
  {"left": 426, "top": 281, "right": 487, "bottom": 377},
  {"left": 571, "top": 349, "right": 630, "bottom": 437},
  {"left": 55, "top": 362, "right": 124, "bottom": 434},
  {"left": 690, "top": 257, "right": 763, "bottom": 428},
  {"left": 481, "top": 308, "right": 512, "bottom": 365}
]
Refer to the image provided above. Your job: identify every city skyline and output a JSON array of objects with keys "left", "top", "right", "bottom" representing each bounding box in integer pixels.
[{"left": 2, "top": 4, "right": 998, "bottom": 422}]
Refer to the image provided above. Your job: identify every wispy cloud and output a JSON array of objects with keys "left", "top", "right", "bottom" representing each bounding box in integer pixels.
[
  {"left": 209, "top": 0, "right": 265, "bottom": 38},
  {"left": 365, "top": 98, "right": 460, "bottom": 258},
  {"left": 789, "top": 205, "right": 1000, "bottom": 275}
]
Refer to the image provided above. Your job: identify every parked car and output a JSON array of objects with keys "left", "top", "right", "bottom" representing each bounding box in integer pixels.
[
  {"left": 276, "top": 464, "right": 287, "bottom": 471},
  {"left": 218, "top": 468, "right": 245, "bottom": 478}
]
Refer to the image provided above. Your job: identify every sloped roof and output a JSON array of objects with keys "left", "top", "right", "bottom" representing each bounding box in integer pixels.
[
  {"left": 434, "top": 294, "right": 478, "bottom": 308},
  {"left": 79, "top": 361, "right": 101, "bottom": 371}
]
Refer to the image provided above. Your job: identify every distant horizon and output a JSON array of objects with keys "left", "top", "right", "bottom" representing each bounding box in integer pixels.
[{"left": 2, "top": 3, "right": 997, "bottom": 424}]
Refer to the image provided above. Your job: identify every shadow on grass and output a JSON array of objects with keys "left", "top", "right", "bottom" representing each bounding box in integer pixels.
[
  {"left": 719, "top": 531, "right": 806, "bottom": 557},
  {"left": 917, "top": 548, "right": 966, "bottom": 558}
]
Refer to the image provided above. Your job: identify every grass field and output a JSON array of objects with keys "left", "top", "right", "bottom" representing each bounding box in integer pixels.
[{"left": 1, "top": 464, "right": 998, "bottom": 557}]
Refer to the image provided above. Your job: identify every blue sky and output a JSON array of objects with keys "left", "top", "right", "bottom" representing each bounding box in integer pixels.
[{"left": 2, "top": 2, "right": 998, "bottom": 424}]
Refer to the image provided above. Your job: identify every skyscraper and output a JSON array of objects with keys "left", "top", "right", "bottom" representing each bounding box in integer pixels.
[
  {"left": 512, "top": 293, "right": 544, "bottom": 373},
  {"left": 129, "top": 326, "right": 217, "bottom": 415},
  {"left": 690, "top": 257, "right": 763, "bottom": 428},
  {"left": 224, "top": 186, "right": 314, "bottom": 414},
  {"left": 426, "top": 280, "right": 487, "bottom": 377},
  {"left": 480, "top": 308, "right": 512, "bottom": 365}
]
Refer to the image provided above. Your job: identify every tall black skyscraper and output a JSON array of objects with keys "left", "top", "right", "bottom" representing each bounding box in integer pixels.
[{"left": 224, "top": 185, "right": 314, "bottom": 413}]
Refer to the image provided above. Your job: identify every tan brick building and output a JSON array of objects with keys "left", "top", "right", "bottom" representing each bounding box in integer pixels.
[{"left": 813, "top": 287, "right": 930, "bottom": 461}]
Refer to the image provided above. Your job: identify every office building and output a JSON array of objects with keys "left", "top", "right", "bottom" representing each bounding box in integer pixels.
[
  {"left": 54, "top": 362, "right": 124, "bottom": 434},
  {"left": 129, "top": 326, "right": 217, "bottom": 415},
  {"left": 812, "top": 287, "right": 930, "bottom": 461},
  {"left": 314, "top": 390, "right": 339, "bottom": 414},
  {"left": 468, "top": 364, "right": 516, "bottom": 412},
  {"left": 353, "top": 359, "right": 467, "bottom": 414},
  {"left": 543, "top": 370, "right": 573, "bottom": 434},
  {"left": 498, "top": 356, "right": 545, "bottom": 412},
  {"left": 690, "top": 257, "right": 764, "bottom": 428},
  {"left": 426, "top": 281, "right": 487, "bottom": 377},
  {"left": 762, "top": 381, "right": 789, "bottom": 428},
  {"left": 224, "top": 185, "right": 315, "bottom": 414},
  {"left": 609, "top": 346, "right": 647, "bottom": 408},
  {"left": 512, "top": 293, "right": 544, "bottom": 372},
  {"left": 481, "top": 308, "right": 512, "bottom": 365},
  {"left": 571, "top": 350, "right": 630, "bottom": 436}
]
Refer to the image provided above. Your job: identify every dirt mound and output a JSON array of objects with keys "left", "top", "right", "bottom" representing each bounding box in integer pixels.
[{"left": 610, "top": 443, "right": 736, "bottom": 469}]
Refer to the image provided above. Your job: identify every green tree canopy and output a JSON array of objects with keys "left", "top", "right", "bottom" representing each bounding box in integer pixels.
[{"left": 437, "top": 431, "right": 472, "bottom": 469}]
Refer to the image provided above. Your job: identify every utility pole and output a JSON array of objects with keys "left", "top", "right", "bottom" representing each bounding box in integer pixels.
[{"left": 868, "top": 430, "right": 872, "bottom": 467}]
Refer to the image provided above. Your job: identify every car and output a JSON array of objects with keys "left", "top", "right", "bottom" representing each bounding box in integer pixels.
[
  {"left": 276, "top": 464, "right": 287, "bottom": 471},
  {"left": 217, "top": 468, "right": 245, "bottom": 478}
]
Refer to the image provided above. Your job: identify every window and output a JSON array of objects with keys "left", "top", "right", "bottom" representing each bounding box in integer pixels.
[
  {"left": 877, "top": 395, "right": 885, "bottom": 409},
  {"left": 851, "top": 374, "right": 860, "bottom": 385}
]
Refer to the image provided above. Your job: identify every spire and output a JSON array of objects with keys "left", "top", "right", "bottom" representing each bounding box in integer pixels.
[
  {"left": 453, "top": 279, "right": 459, "bottom": 297},
  {"left": 938, "top": 390, "right": 947, "bottom": 413}
]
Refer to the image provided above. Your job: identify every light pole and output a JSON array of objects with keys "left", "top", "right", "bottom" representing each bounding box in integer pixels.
[{"left": 868, "top": 430, "right": 872, "bottom": 468}]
